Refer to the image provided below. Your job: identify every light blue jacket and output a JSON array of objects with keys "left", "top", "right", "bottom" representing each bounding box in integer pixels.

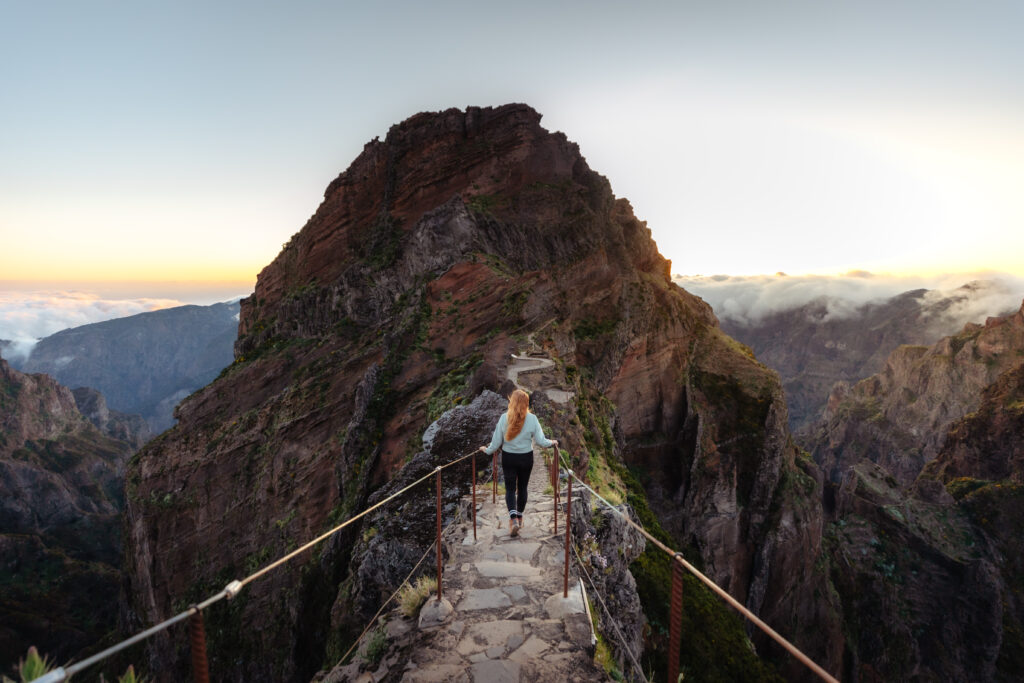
[{"left": 484, "top": 412, "right": 554, "bottom": 454}]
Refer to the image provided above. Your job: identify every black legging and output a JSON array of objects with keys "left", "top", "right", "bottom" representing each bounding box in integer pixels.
[{"left": 502, "top": 450, "right": 533, "bottom": 519}]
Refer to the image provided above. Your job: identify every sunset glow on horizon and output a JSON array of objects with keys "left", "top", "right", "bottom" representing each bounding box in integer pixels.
[{"left": 2, "top": 1, "right": 1022, "bottom": 295}]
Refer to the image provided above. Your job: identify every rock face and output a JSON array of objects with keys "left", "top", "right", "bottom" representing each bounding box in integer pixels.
[
  {"left": 711, "top": 283, "right": 1019, "bottom": 432},
  {"left": 821, "top": 463, "right": 1008, "bottom": 682},
  {"left": 925, "top": 362, "right": 1024, "bottom": 483},
  {"left": 17, "top": 301, "right": 239, "bottom": 433},
  {"left": 0, "top": 359, "right": 134, "bottom": 668},
  {"left": 123, "top": 104, "right": 838, "bottom": 681},
  {"left": 72, "top": 387, "right": 153, "bottom": 450},
  {"left": 806, "top": 308, "right": 1024, "bottom": 682},
  {"left": 805, "top": 300, "right": 1024, "bottom": 485}
]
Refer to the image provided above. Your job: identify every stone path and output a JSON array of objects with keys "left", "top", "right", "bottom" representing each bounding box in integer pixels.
[
  {"left": 321, "top": 454, "right": 610, "bottom": 683},
  {"left": 395, "top": 459, "right": 607, "bottom": 682},
  {"left": 508, "top": 353, "right": 574, "bottom": 404},
  {"left": 319, "top": 352, "right": 607, "bottom": 682}
]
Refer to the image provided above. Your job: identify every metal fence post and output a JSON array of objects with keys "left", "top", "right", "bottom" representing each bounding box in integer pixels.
[
  {"left": 669, "top": 552, "right": 684, "bottom": 683},
  {"left": 435, "top": 466, "right": 443, "bottom": 601},
  {"left": 552, "top": 446, "right": 559, "bottom": 535},
  {"left": 471, "top": 451, "right": 477, "bottom": 542},
  {"left": 564, "top": 469, "right": 572, "bottom": 598},
  {"left": 188, "top": 607, "right": 210, "bottom": 683}
]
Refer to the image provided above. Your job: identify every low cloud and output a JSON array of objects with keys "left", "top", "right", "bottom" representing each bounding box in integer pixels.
[
  {"left": 0, "top": 291, "right": 184, "bottom": 361},
  {"left": 675, "top": 272, "right": 1024, "bottom": 331}
]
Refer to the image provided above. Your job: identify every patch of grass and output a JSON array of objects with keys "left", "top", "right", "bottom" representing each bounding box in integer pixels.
[
  {"left": 426, "top": 354, "right": 483, "bottom": 423},
  {"left": 365, "top": 213, "right": 403, "bottom": 269},
  {"left": 573, "top": 317, "right": 618, "bottom": 340},
  {"left": 360, "top": 625, "right": 389, "bottom": 669},
  {"left": 398, "top": 576, "right": 437, "bottom": 618},
  {"left": 946, "top": 476, "right": 990, "bottom": 501},
  {"left": 501, "top": 290, "right": 530, "bottom": 319}
]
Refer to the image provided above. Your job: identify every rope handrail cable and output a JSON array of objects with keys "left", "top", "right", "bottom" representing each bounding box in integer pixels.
[
  {"left": 570, "top": 541, "right": 649, "bottom": 682},
  {"left": 338, "top": 510, "right": 464, "bottom": 666},
  {"left": 559, "top": 458, "right": 839, "bottom": 683},
  {"left": 34, "top": 449, "right": 482, "bottom": 682},
  {"left": 239, "top": 465, "right": 440, "bottom": 588},
  {"left": 240, "top": 450, "right": 475, "bottom": 589}
]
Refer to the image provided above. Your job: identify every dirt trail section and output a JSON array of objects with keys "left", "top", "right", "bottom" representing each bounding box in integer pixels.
[{"left": 319, "top": 354, "right": 609, "bottom": 682}]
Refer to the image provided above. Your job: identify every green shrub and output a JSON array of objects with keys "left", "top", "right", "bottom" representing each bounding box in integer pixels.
[
  {"left": 361, "top": 626, "right": 389, "bottom": 669},
  {"left": 3, "top": 647, "right": 54, "bottom": 682}
]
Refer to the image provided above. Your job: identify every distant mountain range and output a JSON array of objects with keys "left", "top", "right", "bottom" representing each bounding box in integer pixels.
[
  {"left": 7, "top": 301, "right": 239, "bottom": 433},
  {"left": 805, "top": 298, "right": 1024, "bottom": 484},
  {"left": 692, "top": 281, "right": 1022, "bottom": 431}
]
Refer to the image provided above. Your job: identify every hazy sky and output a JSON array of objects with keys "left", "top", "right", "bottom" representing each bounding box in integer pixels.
[{"left": 2, "top": 0, "right": 1022, "bottom": 302}]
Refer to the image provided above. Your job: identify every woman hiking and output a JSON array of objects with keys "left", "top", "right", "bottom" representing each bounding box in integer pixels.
[{"left": 480, "top": 389, "right": 558, "bottom": 537}]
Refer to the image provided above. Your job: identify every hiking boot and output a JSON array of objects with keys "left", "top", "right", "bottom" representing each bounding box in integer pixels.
[{"left": 510, "top": 519, "right": 520, "bottom": 537}]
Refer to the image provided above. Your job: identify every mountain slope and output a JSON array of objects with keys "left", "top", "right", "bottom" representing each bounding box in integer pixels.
[
  {"left": 123, "top": 105, "right": 838, "bottom": 682},
  {"left": 0, "top": 359, "right": 134, "bottom": 668}
]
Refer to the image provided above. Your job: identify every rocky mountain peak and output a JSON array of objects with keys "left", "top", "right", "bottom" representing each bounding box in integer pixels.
[{"left": 238, "top": 104, "right": 673, "bottom": 356}]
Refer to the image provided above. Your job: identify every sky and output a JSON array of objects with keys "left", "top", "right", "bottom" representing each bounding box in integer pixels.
[{"left": 1, "top": 1, "right": 1023, "bottom": 339}]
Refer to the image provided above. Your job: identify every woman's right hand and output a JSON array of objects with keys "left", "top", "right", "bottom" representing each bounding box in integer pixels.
[{"left": 479, "top": 446, "right": 488, "bottom": 453}]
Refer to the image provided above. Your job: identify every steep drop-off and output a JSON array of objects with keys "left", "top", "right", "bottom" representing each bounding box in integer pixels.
[
  {"left": 806, "top": 300, "right": 1024, "bottom": 485},
  {"left": 123, "top": 104, "right": 838, "bottom": 682},
  {"left": 0, "top": 359, "right": 134, "bottom": 669},
  {"left": 803, "top": 308, "right": 1024, "bottom": 681}
]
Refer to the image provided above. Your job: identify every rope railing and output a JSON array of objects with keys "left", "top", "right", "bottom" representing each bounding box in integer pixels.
[
  {"left": 29, "top": 448, "right": 483, "bottom": 683},
  {"left": 338, "top": 509, "right": 465, "bottom": 666},
  {"left": 554, "top": 451, "right": 839, "bottom": 683}
]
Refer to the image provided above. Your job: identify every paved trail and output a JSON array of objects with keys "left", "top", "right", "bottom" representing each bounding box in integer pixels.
[
  {"left": 394, "top": 453, "right": 604, "bottom": 682},
  {"left": 325, "top": 353, "right": 608, "bottom": 682}
]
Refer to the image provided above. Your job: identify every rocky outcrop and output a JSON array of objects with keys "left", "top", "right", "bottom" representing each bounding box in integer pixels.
[
  {"left": 73, "top": 387, "right": 153, "bottom": 450},
  {"left": 925, "top": 363, "right": 1024, "bottom": 484},
  {"left": 570, "top": 496, "right": 646, "bottom": 675},
  {"left": 803, "top": 309, "right": 1024, "bottom": 682},
  {"left": 17, "top": 301, "right": 239, "bottom": 433},
  {"left": 806, "top": 300, "right": 1024, "bottom": 485},
  {"left": 123, "top": 104, "right": 838, "bottom": 681},
  {"left": 821, "top": 463, "right": 1007, "bottom": 682},
  {"left": 0, "top": 359, "right": 134, "bottom": 668}
]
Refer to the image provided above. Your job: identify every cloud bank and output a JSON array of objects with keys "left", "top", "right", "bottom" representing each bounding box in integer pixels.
[
  {"left": 674, "top": 272, "right": 1024, "bottom": 331},
  {"left": 0, "top": 291, "right": 184, "bottom": 361}
]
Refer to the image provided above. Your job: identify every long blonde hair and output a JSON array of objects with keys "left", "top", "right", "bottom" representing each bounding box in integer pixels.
[{"left": 505, "top": 389, "right": 530, "bottom": 441}]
